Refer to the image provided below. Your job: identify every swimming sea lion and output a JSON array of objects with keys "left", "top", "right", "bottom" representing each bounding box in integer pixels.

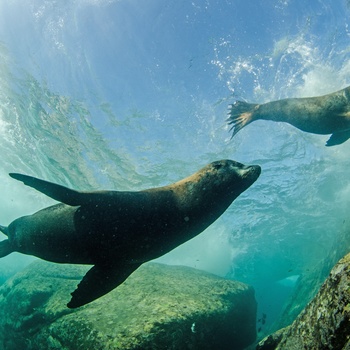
[
  {"left": 227, "top": 86, "right": 350, "bottom": 146},
  {"left": 0, "top": 160, "right": 260, "bottom": 308}
]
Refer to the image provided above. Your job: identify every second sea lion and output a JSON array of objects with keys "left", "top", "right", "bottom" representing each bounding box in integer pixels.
[{"left": 227, "top": 86, "right": 350, "bottom": 146}]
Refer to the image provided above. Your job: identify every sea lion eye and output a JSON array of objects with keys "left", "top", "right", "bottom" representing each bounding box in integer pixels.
[{"left": 213, "top": 163, "right": 223, "bottom": 170}]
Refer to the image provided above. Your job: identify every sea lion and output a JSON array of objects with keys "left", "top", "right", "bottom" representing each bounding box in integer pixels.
[
  {"left": 227, "top": 86, "right": 350, "bottom": 146},
  {"left": 0, "top": 160, "right": 260, "bottom": 308}
]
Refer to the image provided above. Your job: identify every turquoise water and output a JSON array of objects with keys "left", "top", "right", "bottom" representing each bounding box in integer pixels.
[{"left": 1, "top": 0, "right": 350, "bottom": 341}]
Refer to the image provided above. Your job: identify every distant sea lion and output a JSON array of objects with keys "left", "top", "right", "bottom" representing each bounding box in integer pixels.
[
  {"left": 0, "top": 160, "right": 260, "bottom": 308},
  {"left": 227, "top": 86, "right": 350, "bottom": 146}
]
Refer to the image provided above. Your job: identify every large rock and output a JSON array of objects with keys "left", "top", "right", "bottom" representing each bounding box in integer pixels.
[
  {"left": 257, "top": 253, "right": 350, "bottom": 349},
  {"left": 0, "top": 261, "right": 256, "bottom": 350},
  {"left": 273, "top": 227, "right": 350, "bottom": 331}
]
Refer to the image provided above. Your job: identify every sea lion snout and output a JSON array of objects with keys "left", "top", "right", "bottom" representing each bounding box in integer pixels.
[
  {"left": 228, "top": 162, "right": 261, "bottom": 181},
  {"left": 245, "top": 164, "right": 261, "bottom": 179},
  {"left": 238, "top": 165, "right": 261, "bottom": 188}
]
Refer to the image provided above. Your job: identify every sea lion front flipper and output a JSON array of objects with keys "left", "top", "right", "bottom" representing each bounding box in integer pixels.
[
  {"left": 9, "top": 173, "right": 84, "bottom": 206},
  {"left": 67, "top": 262, "right": 142, "bottom": 308},
  {"left": 227, "top": 101, "right": 258, "bottom": 138},
  {"left": 326, "top": 129, "right": 350, "bottom": 146}
]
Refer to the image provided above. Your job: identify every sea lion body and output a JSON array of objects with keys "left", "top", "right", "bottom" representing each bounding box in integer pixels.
[
  {"left": 0, "top": 160, "right": 260, "bottom": 308},
  {"left": 228, "top": 86, "right": 350, "bottom": 146}
]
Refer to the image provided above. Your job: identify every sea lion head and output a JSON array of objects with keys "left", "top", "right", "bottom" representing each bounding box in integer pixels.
[
  {"left": 174, "top": 159, "right": 261, "bottom": 212},
  {"left": 200, "top": 159, "right": 261, "bottom": 199}
]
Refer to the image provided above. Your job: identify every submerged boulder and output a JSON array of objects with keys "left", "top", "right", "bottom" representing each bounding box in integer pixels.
[
  {"left": 273, "top": 227, "right": 350, "bottom": 331},
  {"left": 257, "top": 252, "right": 350, "bottom": 349},
  {"left": 0, "top": 260, "right": 256, "bottom": 350}
]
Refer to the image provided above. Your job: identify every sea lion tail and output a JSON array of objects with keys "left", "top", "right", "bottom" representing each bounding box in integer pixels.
[
  {"left": 0, "top": 225, "right": 8, "bottom": 235},
  {"left": 227, "top": 101, "right": 258, "bottom": 138},
  {"left": 0, "top": 239, "right": 12, "bottom": 258}
]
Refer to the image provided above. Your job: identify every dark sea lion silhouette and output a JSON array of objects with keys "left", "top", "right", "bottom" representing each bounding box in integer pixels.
[
  {"left": 0, "top": 160, "right": 261, "bottom": 308},
  {"left": 228, "top": 86, "right": 350, "bottom": 146}
]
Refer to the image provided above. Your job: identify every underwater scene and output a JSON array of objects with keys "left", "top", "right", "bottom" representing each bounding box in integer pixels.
[{"left": 0, "top": 0, "right": 350, "bottom": 349}]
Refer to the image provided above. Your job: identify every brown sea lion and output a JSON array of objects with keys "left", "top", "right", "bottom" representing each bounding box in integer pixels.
[
  {"left": 0, "top": 160, "right": 260, "bottom": 308},
  {"left": 227, "top": 86, "right": 350, "bottom": 146}
]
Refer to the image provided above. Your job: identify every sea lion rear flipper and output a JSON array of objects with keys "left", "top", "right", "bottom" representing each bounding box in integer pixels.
[
  {"left": 0, "top": 225, "right": 8, "bottom": 236},
  {"left": 67, "top": 262, "right": 142, "bottom": 308},
  {"left": 9, "top": 173, "right": 84, "bottom": 206},
  {"left": 227, "top": 101, "right": 258, "bottom": 138},
  {"left": 326, "top": 129, "right": 350, "bottom": 146},
  {"left": 0, "top": 240, "right": 13, "bottom": 258}
]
